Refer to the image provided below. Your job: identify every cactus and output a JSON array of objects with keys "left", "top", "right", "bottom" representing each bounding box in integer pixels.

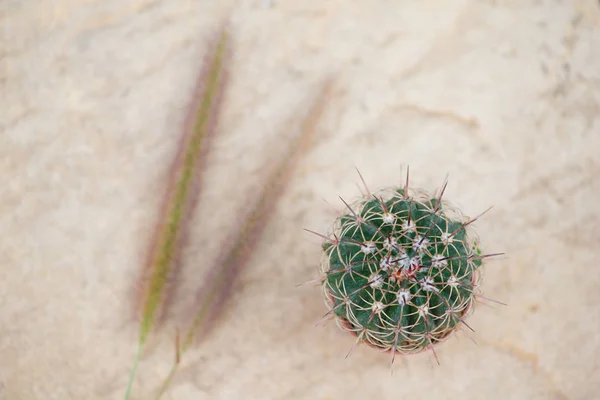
[{"left": 319, "top": 174, "right": 494, "bottom": 362}]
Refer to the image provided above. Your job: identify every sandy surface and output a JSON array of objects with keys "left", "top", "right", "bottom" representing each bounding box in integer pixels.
[{"left": 2, "top": 1, "right": 600, "bottom": 399}]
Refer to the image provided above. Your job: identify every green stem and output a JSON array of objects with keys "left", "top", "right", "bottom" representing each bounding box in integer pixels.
[
  {"left": 124, "top": 342, "right": 144, "bottom": 400},
  {"left": 154, "top": 363, "right": 178, "bottom": 399}
]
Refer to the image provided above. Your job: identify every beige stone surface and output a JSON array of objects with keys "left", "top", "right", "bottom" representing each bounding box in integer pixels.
[{"left": 2, "top": 1, "right": 600, "bottom": 399}]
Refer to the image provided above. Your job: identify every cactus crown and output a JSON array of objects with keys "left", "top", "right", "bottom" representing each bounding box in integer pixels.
[{"left": 321, "top": 183, "right": 485, "bottom": 359}]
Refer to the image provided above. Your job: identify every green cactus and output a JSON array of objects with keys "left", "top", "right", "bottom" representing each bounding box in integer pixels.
[{"left": 319, "top": 177, "right": 492, "bottom": 361}]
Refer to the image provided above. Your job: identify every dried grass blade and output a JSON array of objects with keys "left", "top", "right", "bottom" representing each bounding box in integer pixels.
[
  {"left": 124, "top": 24, "right": 231, "bottom": 400},
  {"left": 154, "top": 78, "right": 335, "bottom": 399}
]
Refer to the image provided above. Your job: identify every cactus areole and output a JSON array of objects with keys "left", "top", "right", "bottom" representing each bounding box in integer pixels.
[{"left": 320, "top": 184, "right": 486, "bottom": 357}]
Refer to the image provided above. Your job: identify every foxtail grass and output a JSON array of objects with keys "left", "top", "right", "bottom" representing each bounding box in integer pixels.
[
  {"left": 154, "top": 78, "right": 335, "bottom": 399},
  {"left": 124, "top": 23, "right": 231, "bottom": 400}
]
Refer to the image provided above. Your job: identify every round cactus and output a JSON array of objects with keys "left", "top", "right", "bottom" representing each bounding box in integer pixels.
[{"left": 319, "top": 177, "right": 491, "bottom": 361}]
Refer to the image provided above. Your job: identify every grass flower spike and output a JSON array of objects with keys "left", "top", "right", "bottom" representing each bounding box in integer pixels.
[
  {"left": 154, "top": 79, "right": 334, "bottom": 399},
  {"left": 124, "top": 23, "right": 230, "bottom": 400}
]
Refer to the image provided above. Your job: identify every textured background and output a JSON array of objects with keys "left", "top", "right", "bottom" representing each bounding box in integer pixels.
[{"left": 2, "top": 1, "right": 600, "bottom": 399}]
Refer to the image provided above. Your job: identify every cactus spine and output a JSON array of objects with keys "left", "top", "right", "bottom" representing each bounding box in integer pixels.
[{"left": 320, "top": 176, "right": 489, "bottom": 361}]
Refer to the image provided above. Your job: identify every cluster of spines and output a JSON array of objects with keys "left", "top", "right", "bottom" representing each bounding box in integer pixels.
[{"left": 317, "top": 175, "right": 498, "bottom": 364}]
